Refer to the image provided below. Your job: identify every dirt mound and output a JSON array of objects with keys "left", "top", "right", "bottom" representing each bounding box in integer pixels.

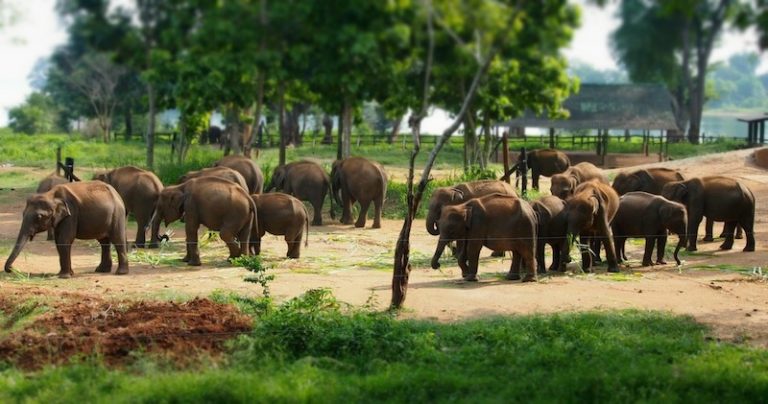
[{"left": 0, "top": 292, "right": 253, "bottom": 369}]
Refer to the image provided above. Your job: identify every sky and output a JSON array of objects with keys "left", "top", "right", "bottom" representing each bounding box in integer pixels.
[{"left": 0, "top": 0, "right": 767, "bottom": 128}]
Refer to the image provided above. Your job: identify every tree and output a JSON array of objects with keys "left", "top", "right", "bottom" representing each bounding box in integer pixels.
[
  {"left": 8, "top": 92, "right": 60, "bottom": 134},
  {"left": 708, "top": 53, "right": 768, "bottom": 108},
  {"left": 610, "top": 0, "right": 742, "bottom": 143}
]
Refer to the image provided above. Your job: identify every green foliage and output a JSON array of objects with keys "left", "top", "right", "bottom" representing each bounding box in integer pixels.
[
  {"left": 2, "top": 292, "right": 768, "bottom": 402},
  {"left": 7, "top": 93, "right": 62, "bottom": 135},
  {"left": 708, "top": 53, "right": 768, "bottom": 109},
  {"left": 231, "top": 256, "right": 275, "bottom": 298}
]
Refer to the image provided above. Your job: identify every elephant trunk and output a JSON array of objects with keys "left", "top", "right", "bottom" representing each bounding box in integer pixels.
[
  {"left": 431, "top": 238, "right": 450, "bottom": 269},
  {"left": 149, "top": 206, "right": 162, "bottom": 244},
  {"left": 673, "top": 235, "right": 686, "bottom": 265},
  {"left": 5, "top": 223, "right": 33, "bottom": 272},
  {"left": 426, "top": 210, "right": 440, "bottom": 236}
]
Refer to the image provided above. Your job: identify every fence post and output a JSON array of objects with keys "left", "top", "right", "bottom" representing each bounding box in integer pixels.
[
  {"left": 518, "top": 147, "right": 528, "bottom": 196},
  {"left": 56, "top": 146, "right": 62, "bottom": 176},
  {"left": 502, "top": 132, "right": 510, "bottom": 184}
]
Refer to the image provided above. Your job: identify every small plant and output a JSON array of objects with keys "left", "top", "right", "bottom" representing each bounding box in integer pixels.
[{"left": 232, "top": 255, "right": 275, "bottom": 297}]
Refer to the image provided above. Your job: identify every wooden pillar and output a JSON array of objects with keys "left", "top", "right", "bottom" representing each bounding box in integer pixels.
[
  {"left": 518, "top": 147, "right": 528, "bottom": 196},
  {"left": 643, "top": 130, "right": 649, "bottom": 156},
  {"left": 760, "top": 121, "right": 765, "bottom": 144},
  {"left": 658, "top": 130, "right": 664, "bottom": 161},
  {"left": 549, "top": 128, "right": 555, "bottom": 149},
  {"left": 596, "top": 129, "right": 602, "bottom": 156},
  {"left": 601, "top": 129, "right": 608, "bottom": 166},
  {"left": 502, "top": 132, "right": 510, "bottom": 184}
]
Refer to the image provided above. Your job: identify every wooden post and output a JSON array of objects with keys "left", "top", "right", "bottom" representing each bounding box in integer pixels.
[
  {"left": 596, "top": 129, "right": 602, "bottom": 156},
  {"left": 658, "top": 130, "right": 664, "bottom": 161},
  {"left": 664, "top": 131, "right": 670, "bottom": 160},
  {"left": 549, "top": 128, "right": 555, "bottom": 149},
  {"left": 518, "top": 147, "right": 528, "bottom": 196},
  {"left": 502, "top": 132, "right": 510, "bottom": 184},
  {"left": 761, "top": 121, "right": 765, "bottom": 144},
  {"left": 601, "top": 129, "right": 608, "bottom": 166},
  {"left": 56, "top": 146, "right": 62, "bottom": 176}
]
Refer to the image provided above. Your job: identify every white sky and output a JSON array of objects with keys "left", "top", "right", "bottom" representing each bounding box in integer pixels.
[{"left": 1, "top": 0, "right": 767, "bottom": 126}]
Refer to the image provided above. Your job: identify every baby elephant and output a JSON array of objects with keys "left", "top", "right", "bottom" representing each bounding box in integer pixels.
[
  {"left": 612, "top": 192, "right": 688, "bottom": 267},
  {"left": 531, "top": 196, "right": 567, "bottom": 274},
  {"left": 156, "top": 177, "right": 256, "bottom": 266},
  {"left": 250, "top": 193, "right": 309, "bottom": 258},
  {"left": 5, "top": 181, "right": 129, "bottom": 278}
]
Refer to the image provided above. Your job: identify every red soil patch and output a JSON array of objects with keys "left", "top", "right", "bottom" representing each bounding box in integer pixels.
[{"left": 0, "top": 288, "right": 253, "bottom": 369}]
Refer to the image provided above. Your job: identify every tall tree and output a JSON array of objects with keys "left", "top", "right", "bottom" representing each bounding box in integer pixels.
[{"left": 610, "top": 0, "right": 741, "bottom": 143}]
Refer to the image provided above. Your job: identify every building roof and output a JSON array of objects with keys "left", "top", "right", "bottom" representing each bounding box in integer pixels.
[
  {"left": 502, "top": 84, "right": 680, "bottom": 131},
  {"left": 736, "top": 114, "right": 768, "bottom": 123}
]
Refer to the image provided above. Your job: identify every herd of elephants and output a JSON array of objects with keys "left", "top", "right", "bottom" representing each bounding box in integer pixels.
[{"left": 2, "top": 149, "right": 757, "bottom": 283}]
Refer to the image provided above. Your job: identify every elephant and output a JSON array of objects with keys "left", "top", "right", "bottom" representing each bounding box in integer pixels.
[
  {"left": 250, "top": 193, "right": 309, "bottom": 258},
  {"left": 93, "top": 166, "right": 163, "bottom": 248},
  {"left": 35, "top": 173, "right": 69, "bottom": 240},
  {"left": 331, "top": 157, "right": 388, "bottom": 228},
  {"left": 5, "top": 181, "right": 129, "bottom": 278},
  {"left": 531, "top": 196, "right": 568, "bottom": 274},
  {"left": 522, "top": 149, "right": 571, "bottom": 190},
  {"left": 550, "top": 162, "right": 608, "bottom": 199},
  {"left": 155, "top": 176, "right": 256, "bottom": 266},
  {"left": 426, "top": 180, "right": 517, "bottom": 236},
  {"left": 266, "top": 160, "right": 334, "bottom": 226},
  {"left": 213, "top": 155, "right": 264, "bottom": 194},
  {"left": 178, "top": 166, "right": 249, "bottom": 191},
  {"left": 561, "top": 180, "right": 621, "bottom": 273},
  {"left": 430, "top": 194, "right": 537, "bottom": 282},
  {"left": 661, "top": 176, "right": 755, "bottom": 252},
  {"left": 612, "top": 192, "right": 688, "bottom": 267},
  {"left": 611, "top": 167, "right": 684, "bottom": 196}
]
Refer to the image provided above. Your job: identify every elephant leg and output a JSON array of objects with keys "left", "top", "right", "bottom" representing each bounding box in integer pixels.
[
  {"left": 687, "top": 211, "right": 702, "bottom": 251},
  {"left": 456, "top": 241, "right": 470, "bottom": 276},
  {"left": 741, "top": 216, "right": 755, "bottom": 252},
  {"left": 463, "top": 242, "right": 482, "bottom": 282},
  {"left": 507, "top": 252, "right": 522, "bottom": 281},
  {"left": 580, "top": 235, "right": 593, "bottom": 272},
  {"left": 95, "top": 237, "right": 113, "bottom": 273},
  {"left": 656, "top": 236, "right": 667, "bottom": 265},
  {"left": 718, "top": 221, "right": 737, "bottom": 250},
  {"left": 56, "top": 239, "right": 75, "bottom": 279},
  {"left": 518, "top": 242, "right": 537, "bottom": 282},
  {"left": 641, "top": 237, "right": 655, "bottom": 267},
  {"left": 185, "top": 220, "right": 201, "bottom": 266},
  {"left": 549, "top": 242, "right": 561, "bottom": 272},
  {"left": 615, "top": 236, "right": 625, "bottom": 264},
  {"left": 735, "top": 225, "right": 743, "bottom": 240},
  {"left": 703, "top": 218, "right": 714, "bottom": 242},
  {"left": 536, "top": 238, "right": 546, "bottom": 274},
  {"left": 46, "top": 228, "right": 55, "bottom": 241},
  {"left": 286, "top": 233, "right": 301, "bottom": 259},
  {"left": 532, "top": 172, "right": 539, "bottom": 190},
  {"left": 372, "top": 196, "right": 383, "bottom": 229},
  {"left": 220, "top": 228, "right": 241, "bottom": 261},
  {"left": 341, "top": 194, "right": 353, "bottom": 225},
  {"left": 355, "top": 200, "right": 371, "bottom": 228},
  {"left": 311, "top": 198, "right": 323, "bottom": 226},
  {"left": 598, "top": 218, "right": 620, "bottom": 273},
  {"left": 237, "top": 223, "right": 251, "bottom": 257}
]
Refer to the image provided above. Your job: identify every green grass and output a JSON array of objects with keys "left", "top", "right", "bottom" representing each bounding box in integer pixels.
[{"left": 1, "top": 289, "right": 767, "bottom": 402}]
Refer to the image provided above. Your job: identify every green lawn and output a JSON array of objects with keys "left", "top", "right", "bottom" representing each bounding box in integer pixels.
[{"left": 1, "top": 290, "right": 767, "bottom": 402}]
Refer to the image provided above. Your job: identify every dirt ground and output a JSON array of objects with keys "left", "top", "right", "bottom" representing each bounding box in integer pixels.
[{"left": 1, "top": 148, "right": 768, "bottom": 348}]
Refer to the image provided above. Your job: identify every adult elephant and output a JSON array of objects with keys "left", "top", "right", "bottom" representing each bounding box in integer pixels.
[
  {"left": 266, "top": 160, "right": 334, "bottom": 226},
  {"left": 178, "top": 166, "right": 248, "bottom": 191},
  {"left": 523, "top": 149, "right": 570, "bottom": 190},
  {"left": 213, "top": 155, "right": 264, "bottom": 194},
  {"left": 5, "top": 181, "right": 129, "bottom": 278},
  {"left": 156, "top": 176, "right": 256, "bottom": 266},
  {"left": 531, "top": 196, "right": 567, "bottom": 274},
  {"left": 430, "top": 194, "right": 537, "bottom": 282},
  {"left": 612, "top": 192, "right": 687, "bottom": 267},
  {"left": 550, "top": 162, "right": 607, "bottom": 199},
  {"left": 331, "top": 157, "right": 387, "bottom": 228},
  {"left": 250, "top": 193, "right": 309, "bottom": 258},
  {"left": 93, "top": 166, "right": 163, "bottom": 248},
  {"left": 425, "top": 180, "right": 517, "bottom": 236},
  {"left": 661, "top": 176, "right": 755, "bottom": 252},
  {"left": 561, "top": 180, "right": 620, "bottom": 273},
  {"left": 35, "top": 173, "right": 69, "bottom": 240}
]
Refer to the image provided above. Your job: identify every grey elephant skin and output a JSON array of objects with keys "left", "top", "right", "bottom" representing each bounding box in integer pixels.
[
  {"left": 531, "top": 196, "right": 567, "bottom": 274},
  {"left": 35, "top": 173, "right": 69, "bottom": 240},
  {"left": 331, "top": 157, "right": 387, "bottom": 228},
  {"left": 561, "top": 180, "right": 621, "bottom": 273},
  {"left": 524, "top": 149, "right": 571, "bottom": 190},
  {"left": 94, "top": 166, "right": 163, "bottom": 248},
  {"left": 612, "top": 192, "right": 687, "bottom": 267},
  {"left": 425, "top": 180, "right": 517, "bottom": 236},
  {"left": 179, "top": 166, "right": 249, "bottom": 191},
  {"left": 156, "top": 176, "right": 256, "bottom": 266},
  {"left": 5, "top": 181, "right": 129, "bottom": 278},
  {"left": 250, "top": 193, "right": 309, "bottom": 258},
  {"left": 214, "top": 155, "right": 264, "bottom": 194},
  {"left": 267, "top": 160, "right": 334, "bottom": 226},
  {"left": 662, "top": 176, "right": 755, "bottom": 252},
  {"left": 550, "top": 162, "right": 607, "bottom": 199},
  {"left": 430, "top": 193, "right": 537, "bottom": 282}
]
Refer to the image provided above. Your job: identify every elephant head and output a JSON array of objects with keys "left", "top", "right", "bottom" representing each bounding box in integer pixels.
[
  {"left": 425, "top": 187, "right": 465, "bottom": 236},
  {"left": 565, "top": 194, "right": 600, "bottom": 236},
  {"left": 659, "top": 201, "right": 688, "bottom": 265},
  {"left": 430, "top": 204, "right": 470, "bottom": 269},
  {"left": 156, "top": 185, "right": 186, "bottom": 226},
  {"left": 267, "top": 165, "right": 288, "bottom": 192},
  {"left": 661, "top": 181, "right": 688, "bottom": 204},
  {"left": 550, "top": 174, "right": 577, "bottom": 199},
  {"left": 92, "top": 171, "right": 111, "bottom": 184},
  {"left": 5, "top": 193, "right": 71, "bottom": 272}
]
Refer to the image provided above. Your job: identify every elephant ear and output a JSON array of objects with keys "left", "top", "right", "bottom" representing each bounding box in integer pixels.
[
  {"left": 450, "top": 188, "right": 465, "bottom": 202},
  {"left": 589, "top": 194, "right": 601, "bottom": 216},
  {"left": 52, "top": 198, "right": 71, "bottom": 226},
  {"left": 633, "top": 169, "right": 654, "bottom": 185}
]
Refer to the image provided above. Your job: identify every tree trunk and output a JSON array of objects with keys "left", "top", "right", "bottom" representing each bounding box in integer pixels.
[
  {"left": 322, "top": 115, "right": 333, "bottom": 144},
  {"left": 124, "top": 108, "right": 133, "bottom": 141},
  {"left": 463, "top": 113, "right": 477, "bottom": 171},
  {"left": 388, "top": 115, "right": 403, "bottom": 144},
  {"left": 336, "top": 109, "right": 344, "bottom": 160},
  {"left": 278, "top": 83, "right": 287, "bottom": 166},
  {"left": 146, "top": 82, "right": 156, "bottom": 170},
  {"left": 341, "top": 101, "right": 352, "bottom": 159}
]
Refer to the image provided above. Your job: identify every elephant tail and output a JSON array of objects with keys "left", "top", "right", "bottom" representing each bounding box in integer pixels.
[
  {"left": 327, "top": 177, "right": 336, "bottom": 220},
  {"left": 248, "top": 196, "right": 259, "bottom": 253},
  {"left": 304, "top": 204, "right": 310, "bottom": 247}
]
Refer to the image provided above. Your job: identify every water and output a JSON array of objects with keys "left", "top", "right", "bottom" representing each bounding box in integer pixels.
[{"left": 701, "top": 114, "right": 752, "bottom": 139}]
